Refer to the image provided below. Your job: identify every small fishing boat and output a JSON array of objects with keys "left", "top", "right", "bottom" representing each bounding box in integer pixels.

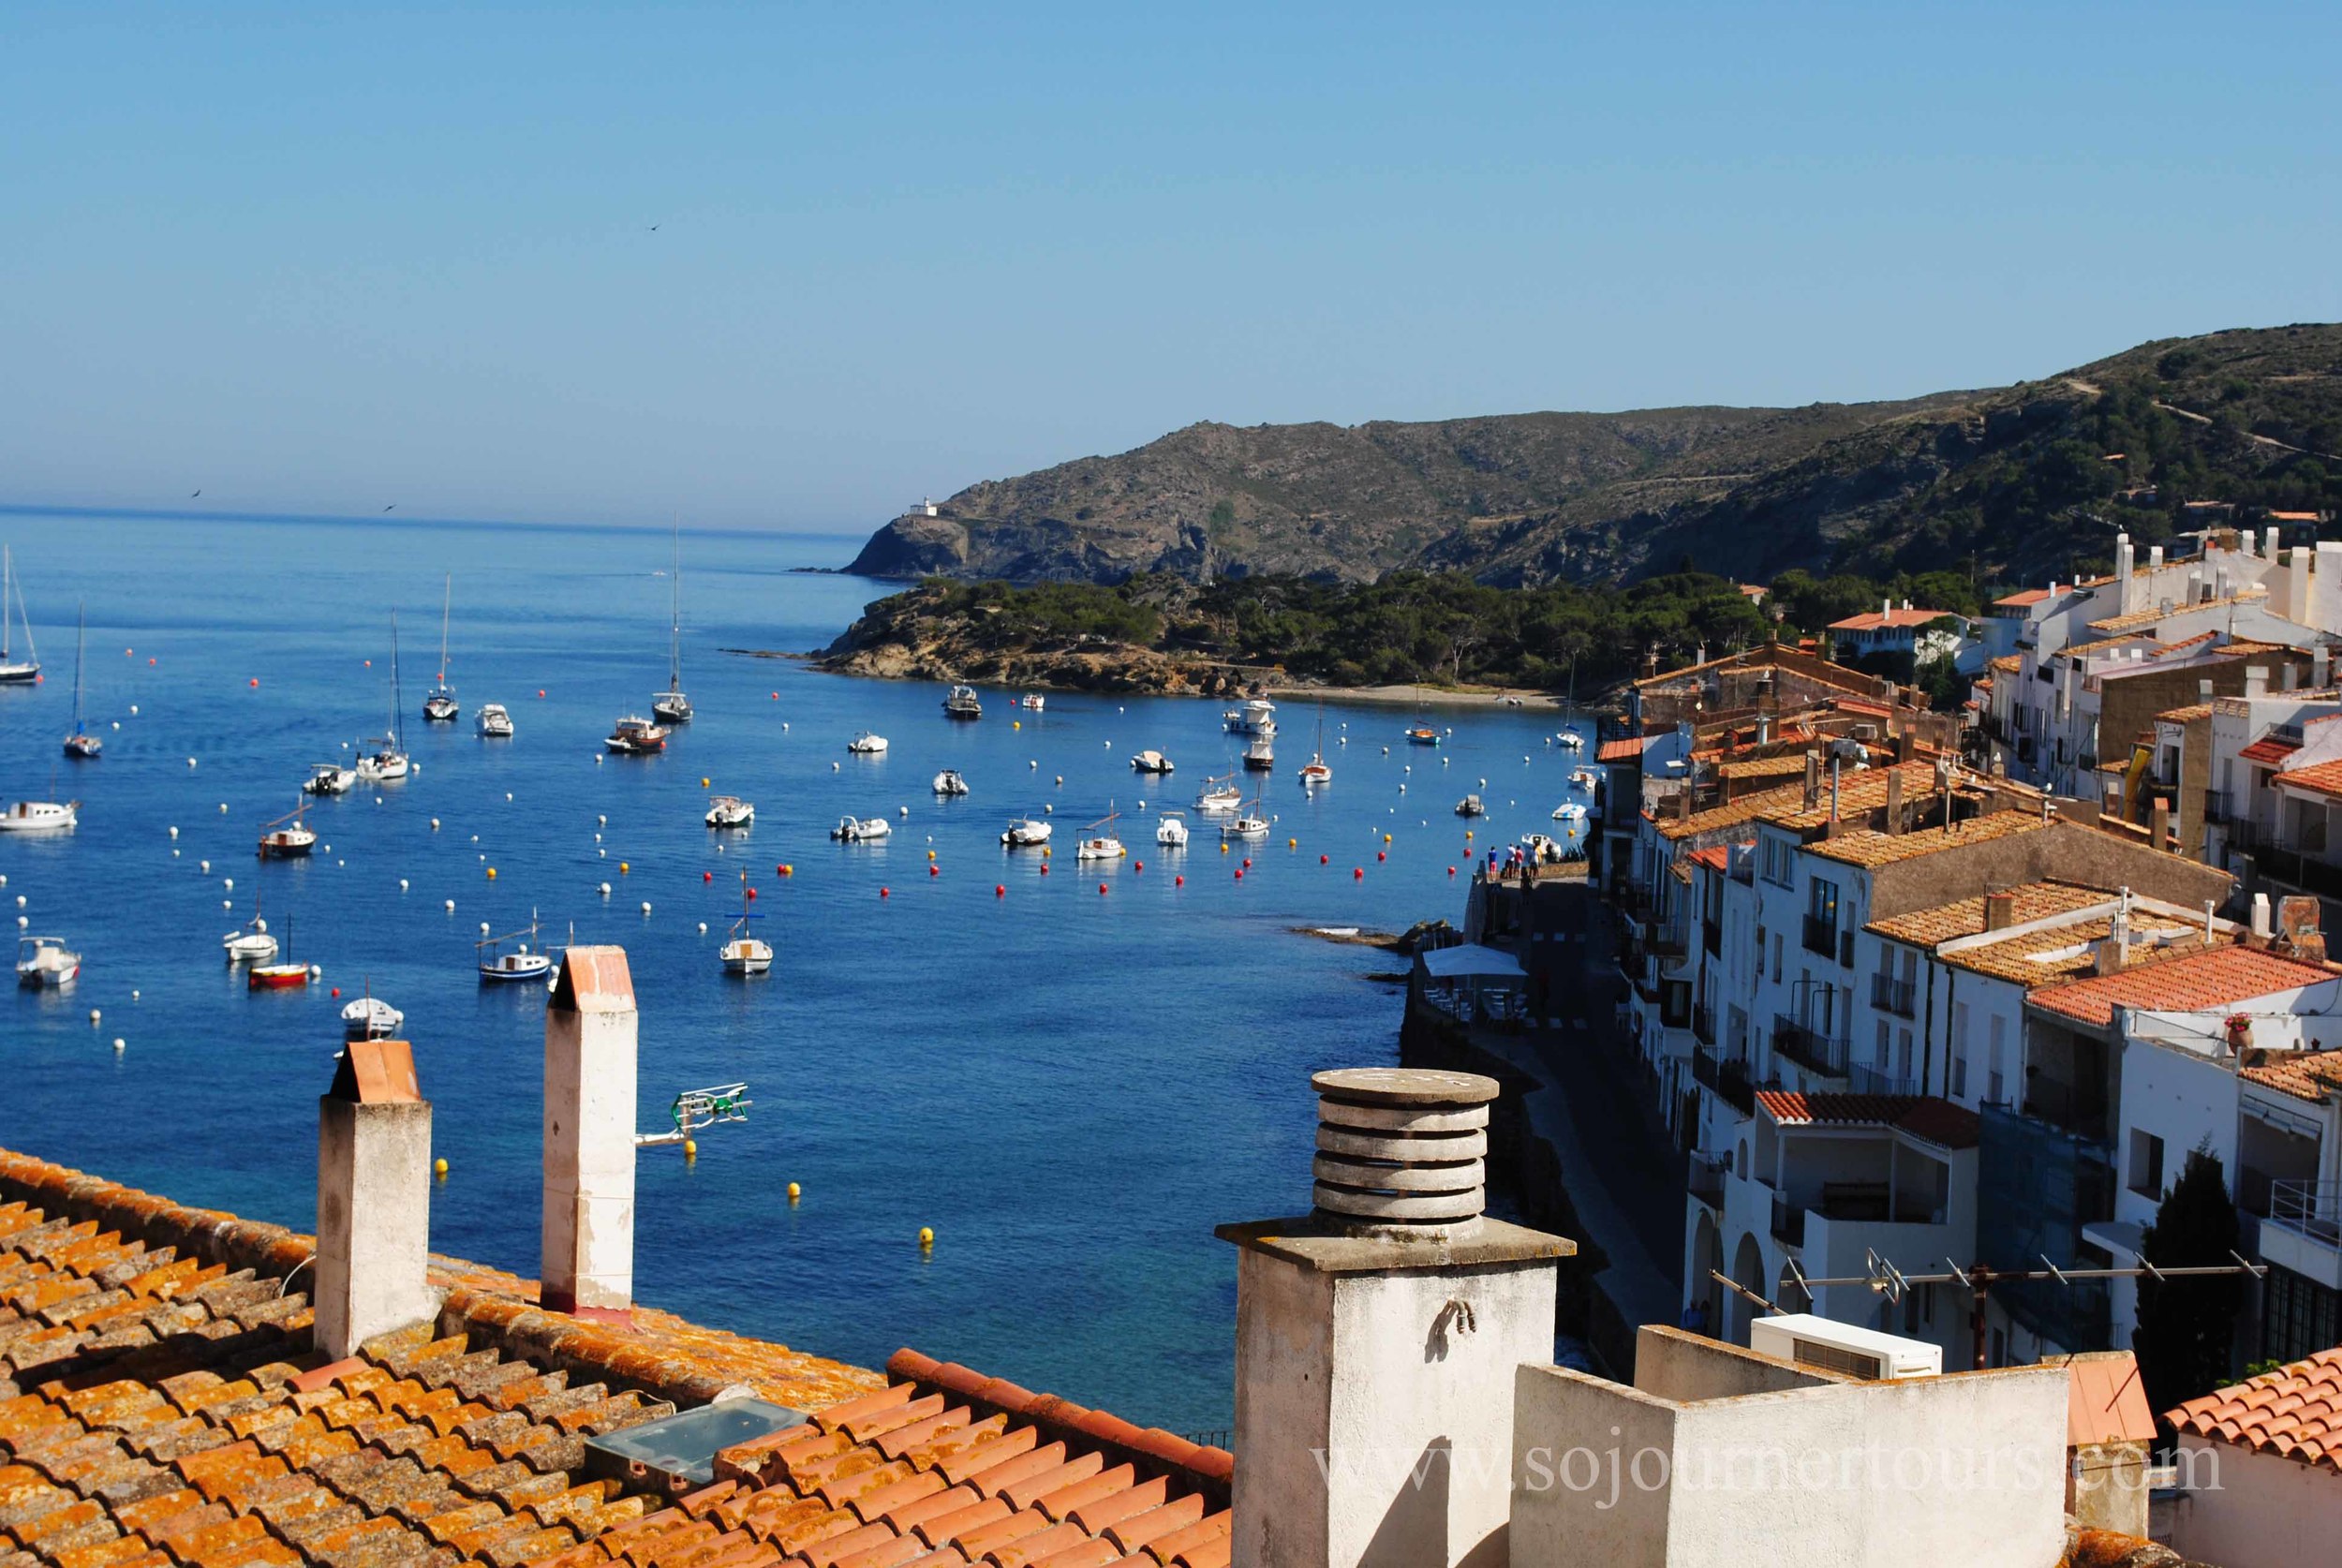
[
  {"left": 1569, "top": 768, "right": 1597, "bottom": 791},
  {"left": 721, "top": 875, "right": 771, "bottom": 975},
  {"left": 476, "top": 703, "right": 514, "bottom": 738},
  {"left": 1296, "top": 703, "right": 1330, "bottom": 785},
  {"left": 16, "top": 936, "right": 79, "bottom": 988},
  {"left": 932, "top": 769, "right": 971, "bottom": 797},
  {"left": 422, "top": 573, "right": 459, "bottom": 722},
  {"left": 0, "top": 800, "right": 77, "bottom": 833},
  {"left": 247, "top": 915, "right": 309, "bottom": 989},
  {"left": 63, "top": 604, "right": 98, "bottom": 759},
  {"left": 357, "top": 614, "right": 411, "bottom": 779},
  {"left": 256, "top": 802, "right": 317, "bottom": 859},
  {"left": 1195, "top": 773, "right": 1242, "bottom": 813},
  {"left": 832, "top": 815, "right": 892, "bottom": 842},
  {"left": 1223, "top": 697, "right": 1276, "bottom": 734},
  {"left": 1559, "top": 731, "right": 1586, "bottom": 751},
  {"left": 607, "top": 715, "right": 669, "bottom": 754},
  {"left": 0, "top": 546, "right": 39, "bottom": 685},
  {"left": 704, "top": 794, "right": 755, "bottom": 828},
  {"left": 1130, "top": 749, "right": 1175, "bottom": 774},
  {"left": 1075, "top": 806, "right": 1127, "bottom": 860},
  {"left": 1405, "top": 725, "right": 1442, "bottom": 747},
  {"left": 478, "top": 914, "right": 554, "bottom": 984},
  {"left": 1001, "top": 816, "right": 1052, "bottom": 847},
  {"left": 847, "top": 731, "right": 888, "bottom": 754},
  {"left": 1551, "top": 801, "right": 1589, "bottom": 822},
  {"left": 1222, "top": 804, "right": 1270, "bottom": 840},
  {"left": 654, "top": 528, "right": 692, "bottom": 724},
  {"left": 1155, "top": 810, "right": 1190, "bottom": 849},
  {"left": 1243, "top": 731, "right": 1275, "bottom": 772},
  {"left": 1018, "top": 693, "right": 1046, "bottom": 711},
  {"left": 222, "top": 905, "right": 278, "bottom": 964},
  {"left": 942, "top": 685, "right": 983, "bottom": 719},
  {"left": 341, "top": 993, "right": 404, "bottom": 1041},
  {"left": 304, "top": 762, "right": 358, "bottom": 795},
  {"left": 1456, "top": 794, "right": 1486, "bottom": 818}
]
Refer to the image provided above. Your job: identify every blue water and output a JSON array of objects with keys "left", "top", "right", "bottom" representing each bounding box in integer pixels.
[{"left": 0, "top": 511, "right": 1592, "bottom": 1433}]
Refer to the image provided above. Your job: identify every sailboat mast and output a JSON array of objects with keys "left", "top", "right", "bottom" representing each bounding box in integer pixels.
[
  {"left": 72, "top": 603, "right": 84, "bottom": 730},
  {"left": 439, "top": 573, "right": 452, "bottom": 688},
  {"left": 390, "top": 614, "right": 404, "bottom": 748},
  {"left": 2, "top": 547, "right": 10, "bottom": 660},
  {"left": 669, "top": 524, "right": 682, "bottom": 688}
]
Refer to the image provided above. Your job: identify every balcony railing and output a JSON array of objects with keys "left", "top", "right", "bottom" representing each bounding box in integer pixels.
[
  {"left": 2203, "top": 790, "right": 2239, "bottom": 825},
  {"left": 1688, "top": 1153, "right": 1727, "bottom": 1210},
  {"left": 1702, "top": 916, "right": 1722, "bottom": 957},
  {"left": 1850, "top": 1064, "right": 1921, "bottom": 1098},
  {"left": 1692, "top": 1046, "right": 1756, "bottom": 1115},
  {"left": 1801, "top": 913, "right": 1838, "bottom": 958},
  {"left": 1773, "top": 1014, "right": 1850, "bottom": 1078},
  {"left": 1870, "top": 974, "right": 1916, "bottom": 1018},
  {"left": 2248, "top": 845, "right": 2342, "bottom": 902},
  {"left": 2267, "top": 1180, "right": 2342, "bottom": 1250},
  {"left": 1693, "top": 1004, "right": 1716, "bottom": 1047},
  {"left": 1771, "top": 1191, "right": 1806, "bottom": 1248}
]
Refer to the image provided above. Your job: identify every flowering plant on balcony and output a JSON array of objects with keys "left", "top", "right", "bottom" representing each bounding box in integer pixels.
[{"left": 2223, "top": 1013, "right": 2252, "bottom": 1052}]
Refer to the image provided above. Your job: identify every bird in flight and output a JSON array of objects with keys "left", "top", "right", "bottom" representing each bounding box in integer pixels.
[
  {"left": 190, "top": 489, "right": 201, "bottom": 498},
  {"left": 384, "top": 504, "right": 396, "bottom": 513},
  {"left": 646, "top": 224, "right": 660, "bottom": 231}
]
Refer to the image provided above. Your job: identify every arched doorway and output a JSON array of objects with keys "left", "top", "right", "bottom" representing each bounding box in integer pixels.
[
  {"left": 1689, "top": 1209, "right": 1721, "bottom": 1333},
  {"left": 1727, "top": 1233, "right": 1767, "bottom": 1347}
]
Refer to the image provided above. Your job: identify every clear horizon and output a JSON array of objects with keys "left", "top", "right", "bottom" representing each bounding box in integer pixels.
[{"left": 5, "top": 3, "right": 2337, "bottom": 533}]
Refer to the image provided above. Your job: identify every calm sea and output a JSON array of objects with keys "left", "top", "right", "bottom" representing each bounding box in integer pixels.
[{"left": 0, "top": 510, "right": 1591, "bottom": 1432}]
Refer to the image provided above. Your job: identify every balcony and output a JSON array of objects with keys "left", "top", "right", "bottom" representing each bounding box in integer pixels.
[
  {"left": 2204, "top": 790, "right": 2239, "bottom": 825},
  {"left": 1801, "top": 913, "right": 1838, "bottom": 958},
  {"left": 1850, "top": 1064, "right": 1921, "bottom": 1097},
  {"left": 1771, "top": 1191, "right": 1806, "bottom": 1248},
  {"left": 2260, "top": 1179, "right": 2342, "bottom": 1292},
  {"left": 1702, "top": 916, "right": 1722, "bottom": 957},
  {"left": 1688, "top": 1153, "right": 1727, "bottom": 1211},
  {"left": 1869, "top": 974, "right": 1916, "bottom": 1018},
  {"left": 2247, "top": 844, "right": 2342, "bottom": 902},
  {"left": 1692, "top": 1046, "right": 1756, "bottom": 1115},
  {"left": 1772, "top": 1014, "right": 1850, "bottom": 1079},
  {"left": 1693, "top": 1003, "right": 1716, "bottom": 1047}
]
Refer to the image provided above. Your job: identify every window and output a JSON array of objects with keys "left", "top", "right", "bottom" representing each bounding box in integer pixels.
[
  {"left": 1874, "top": 1019, "right": 1890, "bottom": 1069},
  {"left": 1804, "top": 878, "right": 1841, "bottom": 956},
  {"left": 1897, "top": 1028, "right": 1914, "bottom": 1080},
  {"left": 2128, "top": 1130, "right": 2166, "bottom": 1199},
  {"left": 1950, "top": 1001, "right": 1970, "bottom": 1100},
  {"left": 1987, "top": 1014, "right": 2007, "bottom": 1104},
  {"left": 2263, "top": 1264, "right": 2342, "bottom": 1365},
  {"left": 1771, "top": 933, "right": 1783, "bottom": 984}
]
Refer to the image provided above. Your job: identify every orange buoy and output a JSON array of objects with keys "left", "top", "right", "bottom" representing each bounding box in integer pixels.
[
  {"left": 538, "top": 688, "right": 546, "bottom": 697},
  {"left": 248, "top": 677, "right": 259, "bottom": 688}
]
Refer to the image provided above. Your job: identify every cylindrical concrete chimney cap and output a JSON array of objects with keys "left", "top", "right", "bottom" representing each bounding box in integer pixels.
[{"left": 1311, "top": 1068, "right": 1497, "bottom": 1235}]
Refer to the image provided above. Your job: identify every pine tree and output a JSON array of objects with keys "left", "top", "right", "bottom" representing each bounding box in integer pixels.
[{"left": 2132, "top": 1146, "right": 2245, "bottom": 1426}]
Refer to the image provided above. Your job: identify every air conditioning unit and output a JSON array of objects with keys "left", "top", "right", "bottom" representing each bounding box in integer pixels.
[
  {"left": 1749, "top": 1314, "right": 1942, "bottom": 1381},
  {"left": 1850, "top": 723, "right": 1880, "bottom": 742}
]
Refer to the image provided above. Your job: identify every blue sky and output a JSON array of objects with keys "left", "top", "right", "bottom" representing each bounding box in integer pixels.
[{"left": 4, "top": 3, "right": 2337, "bottom": 531}]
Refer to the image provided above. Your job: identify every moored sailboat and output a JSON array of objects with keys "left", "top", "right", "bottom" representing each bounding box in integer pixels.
[
  {"left": 422, "top": 573, "right": 458, "bottom": 721},
  {"left": 0, "top": 546, "right": 38, "bottom": 685},
  {"left": 652, "top": 527, "right": 692, "bottom": 724}
]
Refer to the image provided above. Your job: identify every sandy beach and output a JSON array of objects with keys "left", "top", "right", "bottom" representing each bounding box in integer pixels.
[{"left": 1265, "top": 681, "right": 1573, "bottom": 712}]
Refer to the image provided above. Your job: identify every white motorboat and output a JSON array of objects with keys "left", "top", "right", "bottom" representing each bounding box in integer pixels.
[
  {"left": 0, "top": 800, "right": 77, "bottom": 833},
  {"left": 1456, "top": 794, "right": 1486, "bottom": 818},
  {"left": 422, "top": 573, "right": 459, "bottom": 722},
  {"left": 832, "top": 815, "right": 892, "bottom": 842},
  {"left": 63, "top": 604, "right": 98, "bottom": 759},
  {"left": 942, "top": 685, "right": 983, "bottom": 719},
  {"left": 1018, "top": 693, "right": 1046, "bottom": 711},
  {"left": 932, "top": 769, "right": 971, "bottom": 797},
  {"left": 1569, "top": 768, "right": 1597, "bottom": 791},
  {"left": 223, "top": 911, "right": 278, "bottom": 964},
  {"left": 1222, "top": 809, "right": 1270, "bottom": 840},
  {"left": 720, "top": 875, "right": 771, "bottom": 974},
  {"left": 476, "top": 703, "right": 514, "bottom": 738},
  {"left": 479, "top": 915, "right": 554, "bottom": 984},
  {"left": 704, "top": 794, "right": 755, "bottom": 829},
  {"left": 1129, "top": 749, "right": 1175, "bottom": 774},
  {"left": 304, "top": 762, "right": 358, "bottom": 795},
  {"left": 847, "top": 732, "right": 888, "bottom": 754},
  {"left": 1001, "top": 817, "right": 1052, "bottom": 847},
  {"left": 607, "top": 715, "right": 669, "bottom": 754},
  {"left": 256, "top": 802, "right": 318, "bottom": 859},
  {"left": 1195, "top": 773, "right": 1242, "bottom": 813},
  {"left": 16, "top": 936, "right": 79, "bottom": 988},
  {"left": 1223, "top": 697, "right": 1276, "bottom": 735},
  {"left": 1551, "top": 801, "right": 1589, "bottom": 822},
  {"left": 652, "top": 525, "right": 692, "bottom": 724},
  {"left": 1155, "top": 810, "right": 1190, "bottom": 849},
  {"left": 0, "top": 546, "right": 40, "bottom": 685},
  {"left": 341, "top": 994, "right": 404, "bottom": 1041},
  {"left": 1242, "top": 731, "right": 1275, "bottom": 772},
  {"left": 1559, "top": 732, "right": 1586, "bottom": 751}
]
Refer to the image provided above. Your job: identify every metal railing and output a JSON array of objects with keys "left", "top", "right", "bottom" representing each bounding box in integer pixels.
[
  {"left": 1693, "top": 1003, "right": 1716, "bottom": 1047},
  {"left": 2267, "top": 1180, "right": 2342, "bottom": 1250},
  {"left": 1771, "top": 1191, "right": 1806, "bottom": 1247},
  {"left": 1801, "top": 913, "right": 1837, "bottom": 958},
  {"left": 1692, "top": 1046, "right": 1756, "bottom": 1115},
  {"left": 1869, "top": 974, "right": 1916, "bottom": 1018},
  {"left": 1773, "top": 1014, "right": 1850, "bottom": 1078},
  {"left": 1850, "top": 1064, "right": 1920, "bottom": 1098},
  {"left": 1688, "top": 1153, "right": 1727, "bottom": 1210},
  {"left": 2250, "top": 845, "right": 2342, "bottom": 902}
]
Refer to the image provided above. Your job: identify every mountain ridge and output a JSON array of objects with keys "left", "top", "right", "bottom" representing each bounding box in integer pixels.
[{"left": 848, "top": 324, "right": 2342, "bottom": 590}]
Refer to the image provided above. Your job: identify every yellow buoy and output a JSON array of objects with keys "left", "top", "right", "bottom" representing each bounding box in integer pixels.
[
  {"left": 1288, "top": 837, "right": 1297, "bottom": 848},
  {"left": 619, "top": 861, "right": 630, "bottom": 874},
  {"left": 1221, "top": 841, "right": 1230, "bottom": 853},
  {"left": 787, "top": 1181, "right": 801, "bottom": 1202},
  {"left": 683, "top": 1139, "right": 698, "bottom": 1159},
  {"left": 433, "top": 1158, "right": 449, "bottom": 1178},
  {"left": 1465, "top": 830, "right": 1475, "bottom": 839},
  {"left": 918, "top": 1226, "right": 935, "bottom": 1249},
  {"left": 1013, "top": 719, "right": 1020, "bottom": 731},
  {"left": 485, "top": 867, "right": 497, "bottom": 880},
  {"left": 702, "top": 777, "right": 710, "bottom": 788},
  {"left": 1384, "top": 834, "right": 1392, "bottom": 843},
  {"left": 927, "top": 849, "right": 937, "bottom": 861}
]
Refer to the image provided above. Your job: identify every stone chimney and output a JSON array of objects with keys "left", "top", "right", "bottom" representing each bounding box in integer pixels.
[
  {"left": 2317, "top": 644, "right": 2332, "bottom": 690},
  {"left": 1802, "top": 752, "right": 1820, "bottom": 811},
  {"left": 1983, "top": 889, "right": 2016, "bottom": 932},
  {"left": 2245, "top": 666, "right": 2268, "bottom": 699},
  {"left": 2151, "top": 797, "right": 2171, "bottom": 853},
  {"left": 1220, "top": 1070, "right": 1570, "bottom": 1568},
  {"left": 2095, "top": 897, "right": 2133, "bottom": 976},
  {"left": 315, "top": 1039, "right": 439, "bottom": 1362},
  {"left": 2277, "top": 895, "right": 2326, "bottom": 962},
  {"left": 1885, "top": 770, "right": 1905, "bottom": 835},
  {"left": 542, "top": 946, "right": 638, "bottom": 1315}
]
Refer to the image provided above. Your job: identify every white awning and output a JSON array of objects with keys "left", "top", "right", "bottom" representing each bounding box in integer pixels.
[{"left": 1419, "top": 943, "right": 1526, "bottom": 980}]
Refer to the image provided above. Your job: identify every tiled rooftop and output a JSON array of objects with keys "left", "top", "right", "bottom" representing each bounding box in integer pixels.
[
  {"left": 2083, "top": 591, "right": 2266, "bottom": 636},
  {"left": 1752, "top": 1092, "right": 1980, "bottom": 1151},
  {"left": 1935, "top": 914, "right": 2197, "bottom": 987},
  {"left": 2238, "top": 736, "right": 2298, "bottom": 765},
  {"left": 2238, "top": 1048, "right": 2342, "bottom": 1103},
  {"left": 0, "top": 1150, "right": 1234, "bottom": 1568},
  {"left": 1828, "top": 608, "right": 1955, "bottom": 632},
  {"left": 2152, "top": 703, "right": 2214, "bottom": 725},
  {"left": 1594, "top": 736, "right": 1646, "bottom": 762},
  {"left": 1804, "top": 810, "right": 2050, "bottom": 869},
  {"left": 1867, "top": 883, "right": 2112, "bottom": 948},
  {"left": 2026, "top": 945, "right": 2338, "bottom": 1028},
  {"left": 2165, "top": 1348, "right": 2342, "bottom": 1472},
  {"left": 1711, "top": 755, "right": 1810, "bottom": 781},
  {"left": 2271, "top": 758, "right": 2342, "bottom": 799}
]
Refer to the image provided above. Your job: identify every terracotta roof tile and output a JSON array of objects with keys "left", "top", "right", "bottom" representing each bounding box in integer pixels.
[
  {"left": 1829, "top": 608, "right": 1958, "bottom": 631},
  {"left": 1868, "top": 883, "right": 2113, "bottom": 948},
  {"left": 2239, "top": 1048, "right": 2342, "bottom": 1102},
  {"left": 2154, "top": 703, "right": 2215, "bottom": 724},
  {"left": 2274, "top": 758, "right": 2342, "bottom": 799},
  {"left": 2241, "top": 736, "right": 2300, "bottom": 765},
  {"left": 1596, "top": 735, "right": 1647, "bottom": 762},
  {"left": 2028, "top": 945, "right": 2337, "bottom": 1028},
  {"left": 1806, "top": 811, "right": 2050, "bottom": 869},
  {"left": 2166, "top": 1348, "right": 2342, "bottom": 1472},
  {"left": 1753, "top": 1092, "right": 1981, "bottom": 1150},
  {"left": 2085, "top": 589, "right": 2266, "bottom": 635}
]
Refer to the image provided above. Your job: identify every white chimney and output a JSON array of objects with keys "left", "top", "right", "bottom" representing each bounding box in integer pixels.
[
  {"left": 2291, "top": 545, "right": 2314, "bottom": 624},
  {"left": 542, "top": 946, "right": 638, "bottom": 1314},
  {"left": 1221, "top": 1070, "right": 1568, "bottom": 1568},
  {"left": 2318, "top": 644, "right": 2333, "bottom": 691},
  {"left": 2114, "top": 535, "right": 2135, "bottom": 614},
  {"left": 2315, "top": 543, "right": 2342, "bottom": 635},
  {"left": 316, "top": 1039, "right": 439, "bottom": 1361},
  {"left": 2246, "top": 666, "right": 2269, "bottom": 699},
  {"left": 2149, "top": 544, "right": 2165, "bottom": 572},
  {"left": 2253, "top": 893, "right": 2273, "bottom": 939},
  {"left": 2266, "top": 525, "right": 2281, "bottom": 562}
]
